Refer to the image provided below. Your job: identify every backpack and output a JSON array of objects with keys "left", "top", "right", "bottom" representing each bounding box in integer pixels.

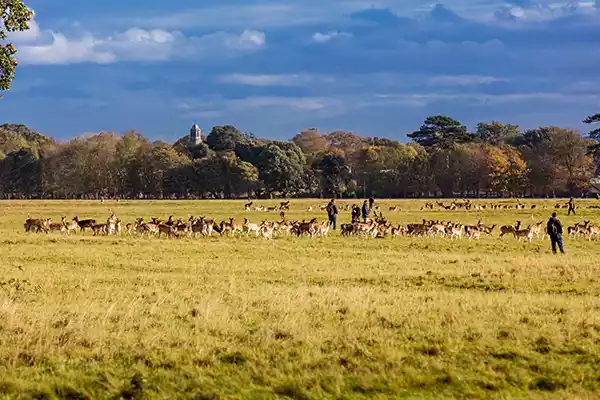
[{"left": 548, "top": 220, "right": 558, "bottom": 236}]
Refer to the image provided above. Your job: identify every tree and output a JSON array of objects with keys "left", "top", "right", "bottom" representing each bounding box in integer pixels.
[
  {"left": 519, "top": 127, "right": 593, "bottom": 195},
  {"left": 408, "top": 115, "right": 471, "bottom": 150},
  {"left": 0, "top": 148, "right": 40, "bottom": 197},
  {"left": 313, "top": 150, "right": 351, "bottom": 197},
  {"left": 475, "top": 121, "right": 520, "bottom": 145},
  {"left": 1, "top": 0, "right": 34, "bottom": 91},
  {"left": 292, "top": 128, "right": 329, "bottom": 156},
  {"left": 485, "top": 145, "right": 528, "bottom": 195},
  {"left": 206, "top": 125, "right": 244, "bottom": 152},
  {"left": 584, "top": 113, "right": 600, "bottom": 173},
  {"left": 583, "top": 113, "right": 600, "bottom": 139}
]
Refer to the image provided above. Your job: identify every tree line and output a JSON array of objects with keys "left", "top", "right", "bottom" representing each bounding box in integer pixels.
[{"left": 0, "top": 114, "right": 599, "bottom": 200}]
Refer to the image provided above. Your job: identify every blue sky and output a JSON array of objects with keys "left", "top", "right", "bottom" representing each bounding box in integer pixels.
[{"left": 2, "top": 0, "right": 599, "bottom": 142}]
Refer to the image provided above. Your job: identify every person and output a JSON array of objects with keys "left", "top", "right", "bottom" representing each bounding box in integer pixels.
[
  {"left": 326, "top": 199, "right": 338, "bottom": 230},
  {"left": 368, "top": 196, "right": 375, "bottom": 210},
  {"left": 547, "top": 212, "right": 565, "bottom": 254},
  {"left": 362, "top": 200, "right": 370, "bottom": 222},
  {"left": 351, "top": 204, "right": 360, "bottom": 223},
  {"left": 568, "top": 197, "right": 576, "bottom": 216}
]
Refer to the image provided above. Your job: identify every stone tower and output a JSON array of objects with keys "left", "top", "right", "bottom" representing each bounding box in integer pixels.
[{"left": 189, "top": 123, "right": 202, "bottom": 147}]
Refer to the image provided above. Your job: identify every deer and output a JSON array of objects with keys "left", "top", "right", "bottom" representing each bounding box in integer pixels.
[
  {"left": 586, "top": 224, "right": 600, "bottom": 241},
  {"left": 259, "top": 221, "right": 277, "bottom": 240},
  {"left": 529, "top": 220, "right": 544, "bottom": 240},
  {"left": 477, "top": 220, "right": 497, "bottom": 235},
  {"left": 24, "top": 216, "right": 50, "bottom": 233},
  {"left": 292, "top": 218, "right": 318, "bottom": 238},
  {"left": 73, "top": 216, "right": 96, "bottom": 233},
  {"left": 499, "top": 221, "right": 521, "bottom": 238},
  {"left": 244, "top": 201, "right": 253, "bottom": 211},
  {"left": 91, "top": 223, "right": 107, "bottom": 236},
  {"left": 515, "top": 225, "right": 534, "bottom": 242},
  {"left": 158, "top": 223, "right": 178, "bottom": 239},
  {"left": 134, "top": 218, "right": 159, "bottom": 237},
  {"left": 242, "top": 218, "right": 261, "bottom": 237},
  {"left": 446, "top": 223, "right": 463, "bottom": 240},
  {"left": 280, "top": 200, "right": 290, "bottom": 210},
  {"left": 48, "top": 217, "right": 68, "bottom": 233},
  {"left": 465, "top": 225, "right": 481, "bottom": 240}
]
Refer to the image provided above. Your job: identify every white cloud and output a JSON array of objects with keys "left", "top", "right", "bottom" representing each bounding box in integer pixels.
[
  {"left": 312, "top": 31, "right": 352, "bottom": 43},
  {"left": 181, "top": 95, "right": 343, "bottom": 120},
  {"left": 218, "top": 73, "right": 333, "bottom": 86},
  {"left": 428, "top": 75, "right": 509, "bottom": 86},
  {"left": 227, "top": 29, "right": 266, "bottom": 50},
  {"left": 15, "top": 24, "right": 266, "bottom": 65}
]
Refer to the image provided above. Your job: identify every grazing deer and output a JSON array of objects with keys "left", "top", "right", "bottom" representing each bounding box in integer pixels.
[
  {"left": 446, "top": 223, "right": 463, "bottom": 240},
  {"left": 465, "top": 225, "right": 481, "bottom": 240},
  {"left": 586, "top": 224, "right": 600, "bottom": 241},
  {"left": 478, "top": 223, "right": 497, "bottom": 235},
  {"left": 244, "top": 201, "right": 253, "bottom": 211},
  {"left": 515, "top": 226, "right": 533, "bottom": 242},
  {"left": 48, "top": 217, "right": 68, "bottom": 233},
  {"left": 428, "top": 223, "right": 447, "bottom": 238},
  {"left": 135, "top": 218, "right": 159, "bottom": 237},
  {"left": 292, "top": 218, "right": 318, "bottom": 238},
  {"left": 280, "top": 200, "right": 290, "bottom": 210},
  {"left": 158, "top": 223, "right": 178, "bottom": 239},
  {"left": 24, "top": 216, "right": 50, "bottom": 233},
  {"left": 315, "top": 220, "right": 330, "bottom": 237},
  {"left": 259, "top": 221, "right": 277, "bottom": 240},
  {"left": 91, "top": 223, "right": 107, "bottom": 236},
  {"left": 242, "top": 218, "right": 261, "bottom": 237},
  {"left": 499, "top": 221, "right": 521, "bottom": 238}
]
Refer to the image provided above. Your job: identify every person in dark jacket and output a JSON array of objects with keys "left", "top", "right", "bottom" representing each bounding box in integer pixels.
[
  {"left": 326, "top": 199, "right": 338, "bottom": 230},
  {"left": 567, "top": 197, "right": 576, "bottom": 216},
  {"left": 351, "top": 205, "right": 360, "bottom": 223},
  {"left": 547, "top": 212, "right": 565, "bottom": 254},
  {"left": 362, "top": 200, "right": 370, "bottom": 222}
]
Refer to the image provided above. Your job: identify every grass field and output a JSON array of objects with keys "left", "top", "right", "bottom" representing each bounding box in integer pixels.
[{"left": 1, "top": 199, "right": 600, "bottom": 399}]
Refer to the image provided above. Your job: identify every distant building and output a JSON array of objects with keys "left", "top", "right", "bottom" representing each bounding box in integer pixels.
[{"left": 189, "top": 123, "right": 202, "bottom": 147}]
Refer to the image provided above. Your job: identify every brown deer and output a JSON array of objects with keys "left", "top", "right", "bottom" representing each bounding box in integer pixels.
[
  {"left": 24, "top": 216, "right": 50, "bottom": 233},
  {"left": 73, "top": 216, "right": 96, "bottom": 233},
  {"left": 499, "top": 221, "right": 521, "bottom": 238},
  {"left": 48, "top": 216, "right": 68, "bottom": 233}
]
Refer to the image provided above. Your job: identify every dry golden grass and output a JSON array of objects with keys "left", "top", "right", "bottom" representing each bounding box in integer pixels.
[{"left": 1, "top": 199, "right": 600, "bottom": 399}]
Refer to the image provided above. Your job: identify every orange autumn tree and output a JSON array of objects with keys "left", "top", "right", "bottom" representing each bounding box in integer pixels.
[{"left": 485, "top": 145, "right": 528, "bottom": 195}]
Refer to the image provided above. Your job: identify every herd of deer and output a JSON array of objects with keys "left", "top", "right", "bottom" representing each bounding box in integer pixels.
[
  {"left": 23, "top": 212, "right": 332, "bottom": 240},
  {"left": 23, "top": 212, "right": 600, "bottom": 242}
]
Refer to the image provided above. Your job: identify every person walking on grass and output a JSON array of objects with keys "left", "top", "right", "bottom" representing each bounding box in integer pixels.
[
  {"left": 547, "top": 212, "right": 565, "bottom": 254},
  {"left": 326, "top": 199, "right": 338, "bottom": 230},
  {"left": 568, "top": 197, "right": 576, "bottom": 216},
  {"left": 362, "top": 200, "right": 370, "bottom": 222}
]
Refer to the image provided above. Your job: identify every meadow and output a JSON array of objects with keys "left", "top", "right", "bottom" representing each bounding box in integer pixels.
[{"left": 1, "top": 198, "right": 600, "bottom": 399}]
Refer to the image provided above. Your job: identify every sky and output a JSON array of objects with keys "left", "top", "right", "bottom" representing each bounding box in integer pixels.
[{"left": 1, "top": 0, "right": 599, "bottom": 142}]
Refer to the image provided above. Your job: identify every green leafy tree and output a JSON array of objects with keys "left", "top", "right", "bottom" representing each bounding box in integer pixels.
[
  {"left": 206, "top": 125, "right": 244, "bottom": 152},
  {"left": 475, "top": 121, "right": 520, "bottom": 145},
  {"left": 584, "top": 113, "right": 600, "bottom": 173},
  {"left": 408, "top": 115, "right": 471, "bottom": 150},
  {"left": 313, "top": 150, "right": 351, "bottom": 197},
  {"left": 1, "top": 0, "right": 34, "bottom": 91}
]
